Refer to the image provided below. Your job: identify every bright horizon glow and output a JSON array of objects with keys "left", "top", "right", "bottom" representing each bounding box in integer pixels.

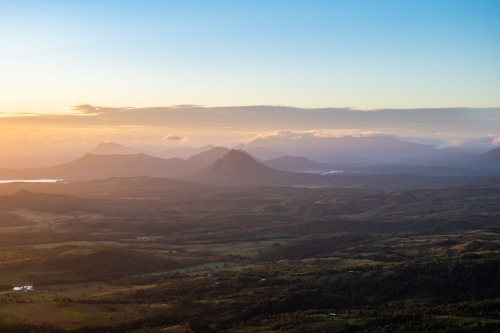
[{"left": 1, "top": 0, "right": 499, "bottom": 114}]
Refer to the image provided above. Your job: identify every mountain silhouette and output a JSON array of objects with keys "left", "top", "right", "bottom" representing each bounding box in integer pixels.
[
  {"left": 483, "top": 146, "right": 500, "bottom": 158},
  {"left": 87, "top": 142, "right": 147, "bottom": 155},
  {"left": 175, "top": 149, "right": 322, "bottom": 186},
  {"left": 186, "top": 147, "right": 230, "bottom": 168},
  {"left": 476, "top": 146, "right": 500, "bottom": 169},
  {"left": 238, "top": 136, "right": 436, "bottom": 162},
  {"left": 0, "top": 147, "right": 238, "bottom": 182},
  {"left": 0, "top": 154, "right": 189, "bottom": 181}
]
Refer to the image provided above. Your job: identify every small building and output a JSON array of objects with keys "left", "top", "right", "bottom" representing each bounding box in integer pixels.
[
  {"left": 13, "top": 285, "right": 33, "bottom": 292},
  {"left": 328, "top": 312, "right": 337, "bottom": 316}
]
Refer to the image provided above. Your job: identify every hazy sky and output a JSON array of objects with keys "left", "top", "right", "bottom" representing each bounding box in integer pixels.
[
  {"left": 1, "top": 0, "right": 499, "bottom": 115},
  {"left": 1, "top": 106, "right": 499, "bottom": 156}
]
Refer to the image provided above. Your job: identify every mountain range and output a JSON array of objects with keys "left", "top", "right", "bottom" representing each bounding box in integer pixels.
[
  {"left": 236, "top": 135, "right": 438, "bottom": 162},
  {"left": 174, "top": 149, "right": 321, "bottom": 186},
  {"left": 0, "top": 148, "right": 495, "bottom": 190},
  {"left": 0, "top": 147, "right": 230, "bottom": 181},
  {"left": 0, "top": 139, "right": 498, "bottom": 189}
]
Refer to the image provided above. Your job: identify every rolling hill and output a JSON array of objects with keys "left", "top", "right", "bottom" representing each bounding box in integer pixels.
[
  {"left": 0, "top": 176, "right": 205, "bottom": 197},
  {"left": 63, "top": 176, "right": 205, "bottom": 193}
]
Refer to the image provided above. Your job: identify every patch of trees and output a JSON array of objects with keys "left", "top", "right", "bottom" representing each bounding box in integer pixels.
[
  {"left": 0, "top": 211, "right": 34, "bottom": 227},
  {"left": 258, "top": 233, "right": 371, "bottom": 261}
]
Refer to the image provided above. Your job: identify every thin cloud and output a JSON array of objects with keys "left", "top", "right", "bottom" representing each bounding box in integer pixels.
[
  {"left": 255, "top": 130, "right": 340, "bottom": 140},
  {"left": 437, "top": 136, "right": 499, "bottom": 150},
  {"left": 163, "top": 134, "right": 182, "bottom": 141},
  {"left": 34, "top": 105, "right": 500, "bottom": 138},
  {"left": 3, "top": 105, "right": 500, "bottom": 152},
  {"left": 70, "top": 104, "right": 131, "bottom": 114}
]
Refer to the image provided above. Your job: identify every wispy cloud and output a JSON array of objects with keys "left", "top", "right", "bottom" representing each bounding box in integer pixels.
[
  {"left": 9, "top": 105, "right": 497, "bottom": 138},
  {"left": 1, "top": 105, "right": 500, "bottom": 155},
  {"left": 252, "top": 129, "right": 500, "bottom": 151},
  {"left": 163, "top": 134, "right": 182, "bottom": 141},
  {"left": 70, "top": 104, "right": 131, "bottom": 114}
]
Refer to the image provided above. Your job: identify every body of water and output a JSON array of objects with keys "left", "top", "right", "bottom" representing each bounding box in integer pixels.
[{"left": 317, "top": 170, "right": 343, "bottom": 175}]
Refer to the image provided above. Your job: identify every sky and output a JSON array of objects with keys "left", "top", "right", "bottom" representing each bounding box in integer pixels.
[{"left": 0, "top": 1, "right": 499, "bottom": 154}]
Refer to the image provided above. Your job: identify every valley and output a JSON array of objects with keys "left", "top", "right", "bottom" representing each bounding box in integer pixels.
[{"left": 0, "top": 177, "right": 499, "bottom": 332}]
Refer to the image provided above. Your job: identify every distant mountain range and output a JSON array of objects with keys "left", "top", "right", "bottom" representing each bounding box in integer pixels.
[
  {"left": 0, "top": 148, "right": 493, "bottom": 190},
  {"left": 0, "top": 140, "right": 498, "bottom": 187},
  {"left": 86, "top": 142, "right": 219, "bottom": 160},
  {"left": 427, "top": 146, "right": 500, "bottom": 171},
  {"left": 155, "top": 145, "right": 215, "bottom": 159},
  {"left": 0, "top": 154, "right": 186, "bottom": 180},
  {"left": 185, "top": 147, "right": 230, "bottom": 168},
  {"left": 86, "top": 142, "right": 148, "bottom": 155},
  {"left": 476, "top": 147, "right": 500, "bottom": 169},
  {"left": 0, "top": 147, "right": 231, "bottom": 181},
  {"left": 173, "top": 149, "right": 489, "bottom": 188},
  {"left": 173, "top": 150, "right": 322, "bottom": 186},
  {"left": 237, "top": 135, "right": 437, "bottom": 162}
]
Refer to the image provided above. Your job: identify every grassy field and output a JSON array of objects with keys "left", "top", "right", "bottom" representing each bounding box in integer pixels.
[
  {"left": 30, "top": 240, "right": 125, "bottom": 249},
  {"left": 134, "top": 261, "right": 236, "bottom": 276},
  {"left": 166, "top": 242, "right": 270, "bottom": 257},
  {"left": 0, "top": 281, "right": 169, "bottom": 329},
  {"left": 8, "top": 208, "right": 74, "bottom": 223}
]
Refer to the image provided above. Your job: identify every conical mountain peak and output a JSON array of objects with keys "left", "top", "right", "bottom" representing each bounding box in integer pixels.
[{"left": 215, "top": 149, "right": 260, "bottom": 172}]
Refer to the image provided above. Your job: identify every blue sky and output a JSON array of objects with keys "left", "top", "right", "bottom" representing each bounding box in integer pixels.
[{"left": 1, "top": 0, "right": 499, "bottom": 113}]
